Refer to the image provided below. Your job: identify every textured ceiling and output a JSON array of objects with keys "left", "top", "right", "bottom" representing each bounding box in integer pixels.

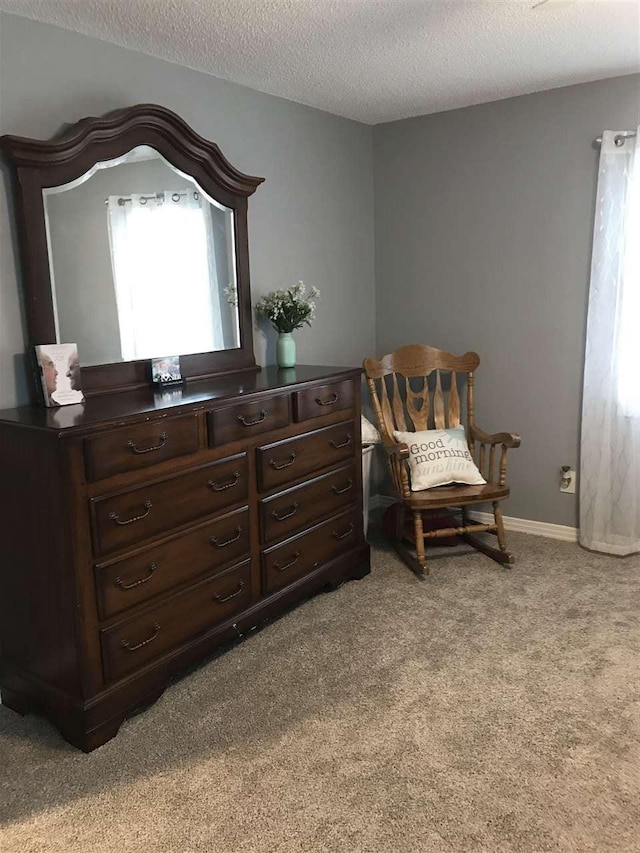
[{"left": 0, "top": 0, "right": 638, "bottom": 124}]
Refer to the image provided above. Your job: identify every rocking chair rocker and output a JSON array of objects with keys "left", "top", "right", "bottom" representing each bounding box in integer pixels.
[{"left": 363, "top": 344, "right": 521, "bottom": 576}]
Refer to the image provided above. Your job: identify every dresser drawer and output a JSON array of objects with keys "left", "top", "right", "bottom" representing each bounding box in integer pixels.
[
  {"left": 260, "top": 462, "right": 357, "bottom": 543},
  {"left": 293, "top": 379, "right": 354, "bottom": 423},
  {"left": 95, "top": 507, "right": 250, "bottom": 619},
  {"left": 84, "top": 414, "right": 200, "bottom": 482},
  {"left": 101, "top": 559, "right": 252, "bottom": 681},
  {"left": 208, "top": 394, "right": 289, "bottom": 446},
  {"left": 262, "top": 510, "right": 361, "bottom": 595},
  {"left": 91, "top": 453, "right": 248, "bottom": 556},
  {"left": 257, "top": 422, "right": 355, "bottom": 492}
]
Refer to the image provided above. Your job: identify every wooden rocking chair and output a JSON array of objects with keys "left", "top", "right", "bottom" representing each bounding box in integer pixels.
[{"left": 363, "top": 345, "right": 521, "bottom": 576}]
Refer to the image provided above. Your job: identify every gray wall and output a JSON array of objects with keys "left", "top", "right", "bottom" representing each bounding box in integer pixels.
[
  {"left": 373, "top": 74, "right": 640, "bottom": 526},
  {"left": 0, "top": 13, "right": 375, "bottom": 409}
]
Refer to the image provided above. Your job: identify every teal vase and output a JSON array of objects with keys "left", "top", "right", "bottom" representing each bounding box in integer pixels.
[{"left": 277, "top": 332, "right": 296, "bottom": 368}]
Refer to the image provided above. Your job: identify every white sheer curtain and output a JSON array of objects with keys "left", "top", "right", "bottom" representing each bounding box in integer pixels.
[
  {"left": 580, "top": 129, "right": 640, "bottom": 556},
  {"left": 107, "top": 191, "right": 223, "bottom": 361}
]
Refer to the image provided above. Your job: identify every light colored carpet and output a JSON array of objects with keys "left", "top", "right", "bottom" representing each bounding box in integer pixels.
[{"left": 1, "top": 531, "right": 638, "bottom": 853}]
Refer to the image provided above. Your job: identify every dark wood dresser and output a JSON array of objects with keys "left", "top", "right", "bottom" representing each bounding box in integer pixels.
[{"left": 0, "top": 365, "right": 370, "bottom": 750}]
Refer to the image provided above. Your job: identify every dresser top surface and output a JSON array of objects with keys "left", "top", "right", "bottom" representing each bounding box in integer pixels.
[{"left": 0, "top": 365, "right": 361, "bottom": 433}]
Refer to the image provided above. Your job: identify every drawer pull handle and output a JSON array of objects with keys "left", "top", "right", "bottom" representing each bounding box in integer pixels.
[
  {"left": 273, "top": 551, "right": 301, "bottom": 572},
  {"left": 121, "top": 623, "right": 161, "bottom": 652},
  {"left": 214, "top": 580, "right": 245, "bottom": 603},
  {"left": 329, "top": 433, "right": 352, "bottom": 449},
  {"left": 208, "top": 472, "right": 241, "bottom": 491},
  {"left": 109, "top": 500, "right": 153, "bottom": 526},
  {"left": 210, "top": 526, "right": 243, "bottom": 548},
  {"left": 114, "top": 562, "right": 157, "bottom": 590},
  {"left": 269, "top": 452, "right": 297, "bottom": 470},
  {"left": 332, "top": 478, "right": 354, "bottom": 495},
  {"left": 238, "top": 410, "right": 266, "bottom": 426},
  {"left": 315, "top": 392, "right": 338, "bottom": 407},
  {"left": 127, "top": 432, "right": 168, "bottom": 455},
  {"left": 333, "top": 522, "right": 355, "bottom": 541},
  {"left": 271, "top": 502, "right": 299, "bottom": 522}
]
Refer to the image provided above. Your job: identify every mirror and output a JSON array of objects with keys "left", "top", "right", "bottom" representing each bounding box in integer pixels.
[
  {"left": 42, "top": 146, "right": 240, "bottom": 367},
  {"left": 1, "top": 103, "right": 263, "bottom": 396}
]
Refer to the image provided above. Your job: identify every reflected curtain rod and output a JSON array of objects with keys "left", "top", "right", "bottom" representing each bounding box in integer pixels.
[
  {"left": 104, "top": 189, "right": 200, "bottom": 205},
  {"left": 594, "top": 130, "right": 637, "bottom": 147}
]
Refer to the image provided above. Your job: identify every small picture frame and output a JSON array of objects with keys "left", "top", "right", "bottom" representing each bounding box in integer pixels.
[
  {"left": 34, "top": 343, "right": 85, "bottom": 407},
  {"left": 151, "top": 355, "right": 183, "bottom": 387}
]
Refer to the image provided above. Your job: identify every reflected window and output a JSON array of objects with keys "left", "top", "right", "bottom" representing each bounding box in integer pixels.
[{"left": 107, "top": 190, "right": 222, "bottom": 361}]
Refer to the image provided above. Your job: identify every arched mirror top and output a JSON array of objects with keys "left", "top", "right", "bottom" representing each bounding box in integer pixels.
[{"left": 1, "top": 104, "right": 264, "bottom": 397}]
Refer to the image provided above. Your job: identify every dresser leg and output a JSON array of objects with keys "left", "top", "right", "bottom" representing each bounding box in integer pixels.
[
  {"left": 2, "top": 688, "right": 124, "bottom": 751},
  {"left": 344, "top": 561, "right": 370, "bottom": 583},
  {"left": 59, "top": 714, "right": 127, "bottom": 753},
  {"left": 323, "top": 554, "right": 371, "bottom": 591},
  {"left": 59, "top": 685, "right": 167, "bottom": 752},
  {"left": 1, "top": 686, "right": 34, "bottom": 716}
]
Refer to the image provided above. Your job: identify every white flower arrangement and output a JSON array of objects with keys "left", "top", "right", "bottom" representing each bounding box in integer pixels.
[{"left": 255, "top": 281, "right": 320, "bottom": 334}]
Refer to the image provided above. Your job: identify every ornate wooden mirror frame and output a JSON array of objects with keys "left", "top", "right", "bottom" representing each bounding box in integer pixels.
[{"left": 0, "top": 104, "right": 264, "bottom": 397}]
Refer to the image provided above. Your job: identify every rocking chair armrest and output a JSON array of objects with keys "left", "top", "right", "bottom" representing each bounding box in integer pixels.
[
  {"left": 382, "top": 438, "right": 412, "bottom": 499},
  {"left": 470, "top": 425, "right": 521, "bottom": 449},
  {"left": 382, "top": 439, "right": 411, "bottom": 460}
]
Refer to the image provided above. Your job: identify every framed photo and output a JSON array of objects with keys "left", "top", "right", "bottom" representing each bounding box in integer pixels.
[
  {"left": 34, "top": 343, "right": 85, "bottom": 407},
  {"left": 151, "top": 355, "right": 183, "bottom": 387}
]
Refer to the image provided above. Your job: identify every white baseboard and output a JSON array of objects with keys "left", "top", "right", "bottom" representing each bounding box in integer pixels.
[
  {"left": 469, "top": 510, "right": 578, "bottom": 542},
  {"left": 369, "top": 495, "right": 578, "bottom": 542}
]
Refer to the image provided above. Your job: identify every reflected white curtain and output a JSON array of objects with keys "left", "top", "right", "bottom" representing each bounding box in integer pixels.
[
  {"left": 107, "top": 191, "right": 223, "bottom": 361},
  {"left": 580, "top": 129, "right": 640, "bottom": 556}
]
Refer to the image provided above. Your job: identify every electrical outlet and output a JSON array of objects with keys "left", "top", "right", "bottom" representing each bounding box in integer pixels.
[{"left": 560, "top": 467, "right": 576, "bottom": 494}]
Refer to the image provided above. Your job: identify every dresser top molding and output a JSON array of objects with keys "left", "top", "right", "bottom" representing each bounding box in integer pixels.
[{"left": 0, "top": 365, "right": 362, "bottom": 435}]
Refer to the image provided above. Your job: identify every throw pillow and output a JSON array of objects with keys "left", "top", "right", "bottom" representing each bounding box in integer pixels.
[{"left": 392, "top": 424, "right": 486, "bottom": 492}]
